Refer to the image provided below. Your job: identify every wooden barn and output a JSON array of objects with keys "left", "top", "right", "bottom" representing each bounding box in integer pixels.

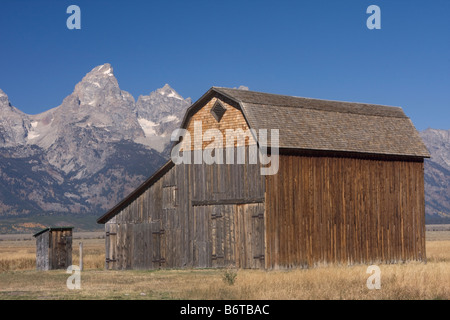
[
  {"left": 97, "top": 87, "right": 430, "bottom": 270},
  {"left": 33, "top": 227, "right": 73, "bottom": 270}
]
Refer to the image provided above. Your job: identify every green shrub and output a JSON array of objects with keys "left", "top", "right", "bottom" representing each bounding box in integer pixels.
[{"left": 222, "top": 267, "right": 237, "bottom": 286}]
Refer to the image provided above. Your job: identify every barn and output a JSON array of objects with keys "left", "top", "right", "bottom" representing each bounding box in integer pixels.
[{"left": 97, "top": 87, "right": 430, "bottom": 270}]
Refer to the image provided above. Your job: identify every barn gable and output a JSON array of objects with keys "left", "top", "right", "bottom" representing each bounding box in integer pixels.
[{"left": 179, "top": 93, "right": 257, "bottom": 151}]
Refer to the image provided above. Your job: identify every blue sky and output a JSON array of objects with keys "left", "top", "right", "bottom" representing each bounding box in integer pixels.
[{"left": 0, "top": 0, "right": 448, "bottom": 130}]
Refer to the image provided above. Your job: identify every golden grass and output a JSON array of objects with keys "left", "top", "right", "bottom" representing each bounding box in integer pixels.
[
  {"left": 0, "top": 233, "right": 449, "bottom": 300},
  {"left": 178, "top": 261, "right": 449, "bottom": 300},
  {"left": 71, "top": 239, "right": 105, "bottom": 270},
  {"left": 176, "top": 240, "right": 450, "bottom": 300},
  {"left": 0, "top": 238, "right": 105, "bottom": 272},
  {"left": 0, "top": 242, "right": 36, "bottom": 272}
]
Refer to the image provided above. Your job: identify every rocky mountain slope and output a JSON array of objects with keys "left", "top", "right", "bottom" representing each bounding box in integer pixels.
[
  {"left": 0, "top": 64, "right": 191, "bottom": 220},
  {"left": 420, "top": 128, "right": 450, "bottom": 223}
]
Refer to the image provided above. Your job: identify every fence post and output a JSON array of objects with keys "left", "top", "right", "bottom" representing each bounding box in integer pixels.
[{"left": 79, "top": 242, "right": 83, "bottom": 271}]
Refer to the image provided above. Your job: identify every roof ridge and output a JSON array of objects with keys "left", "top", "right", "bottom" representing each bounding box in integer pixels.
[
  {"left": 241, "top": 101, "right": 407, "bottom": 119},
  {"left": 213, "top": 87, "right": 407, "bottom": 119},
  {"left": 247, "top": 95, "right": 402, "bottom": 110},
  {"left": 213, "top": 86, "right": 401, "bottom": 109}
]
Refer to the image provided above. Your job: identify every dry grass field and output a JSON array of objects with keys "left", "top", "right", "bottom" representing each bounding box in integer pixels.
[{"left": 0, "top": 231, "right": 449, "bottom": 300}]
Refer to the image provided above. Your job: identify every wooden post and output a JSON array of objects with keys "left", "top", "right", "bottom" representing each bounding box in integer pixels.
[{"left": 79, "top": 242, "right": 83, "bottom": 271}]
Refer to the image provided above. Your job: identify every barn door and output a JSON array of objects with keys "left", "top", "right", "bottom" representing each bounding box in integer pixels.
[
  {"left": 194, "top": 203, "right": 264, "bottom": 269},
  {"left": 193, "top": 206, "right": 211, "bottom": 268},
  {"left": 55, "top": 231, "right": 72, "bottom": 269},
  {"left": 236, "top": 203, "right": 265, "bottom": 269},
  {"left": 105, "top": 224, "right": 117, "bottom": 270},
  {"left": 151, "top": 220, "right": 165, "bottom": 268},
  {"left": 211, "top": 205, "right": 236, "bottom": 268}
]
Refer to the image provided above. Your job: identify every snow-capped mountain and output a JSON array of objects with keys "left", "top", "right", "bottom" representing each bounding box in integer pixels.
[
  {"left": 0, "top": 64, "right": 191, "bottom": 219},
  {"left": 135, "top": 83, "right": 192, "bottom": 152}
]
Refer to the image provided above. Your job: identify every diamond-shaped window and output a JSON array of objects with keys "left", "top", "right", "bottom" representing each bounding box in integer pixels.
[{"left": 210, "top": 100, "right": 227, "bottom": 122}]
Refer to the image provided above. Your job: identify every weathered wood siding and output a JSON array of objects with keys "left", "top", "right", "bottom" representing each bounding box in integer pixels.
[
  {"left": 50, "top": 229, "right": 72, "bottom": 270},
  {"left": 104, "top": 93, "right": 266, "bottom": 270},
  {"left": 35, "top": 229, "right": 72, "bottom": 270},
  {"left": 105, "top": 149, "right": 265, "bottom": 270},
  {"left": 103, "top": 91, "right": 427, "bottom": 270},
  {"left": 180, "top": 94, "right": 256, "bottom": 151},
  {"left": 35, "top": 231, "right": 50, "bottom": 270},
  {"left": 265, "top": 154, "right": 426, "bottom": 268},
  {"left": 105, "top": 163, "right": 190, "bottom": 270},
  {"left": 193, "top": 202, "right": 265, "bottom": 269}
]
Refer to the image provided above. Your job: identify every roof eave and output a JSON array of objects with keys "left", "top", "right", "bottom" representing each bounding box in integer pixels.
[
  {"left": 33, "top": 226, "right": 74, "bottom": 238},
  {"left": 97, "top": 160, "right": 175, "bottom": 224}
]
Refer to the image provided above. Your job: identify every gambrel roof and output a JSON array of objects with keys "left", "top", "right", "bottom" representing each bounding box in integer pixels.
[{"left": 200, "top": 87, "right": 430, "bottom": 158}]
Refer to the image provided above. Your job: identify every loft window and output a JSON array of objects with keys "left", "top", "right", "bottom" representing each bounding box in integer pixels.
[
  {"left": 163, "top": 186, "right": 177, "bottom": 209},
  {"left": 210, "top": 100, "right": 227, "bottom": 122}
]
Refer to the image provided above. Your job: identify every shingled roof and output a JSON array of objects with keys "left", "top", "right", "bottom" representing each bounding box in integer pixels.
[{"left": 205, "top": 87, "right": 430, "bottom": 158}]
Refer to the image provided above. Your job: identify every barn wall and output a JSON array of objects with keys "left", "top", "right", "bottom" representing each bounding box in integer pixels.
[
  {"left": 105, "top": 149, "right": 265, "bottom": 270},
  {"left": 104, "top": 93, "right": 266, "bottom": 270},
  {"left": 105, "top": 164, "right": 190, "bottom": 270},
  {"left": 189, "top": 144, "right": 266, "bottom": 268},
  {"left": 265, "top": 154, "right": 426, "bottom": 268}
]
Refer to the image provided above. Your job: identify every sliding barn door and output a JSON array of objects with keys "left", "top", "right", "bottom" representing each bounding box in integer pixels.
[
  {"left": 193, "top": 206, "right": 211, "bottom": 268},
  {"left": 193, "top": 203, "right": 265, "bottom": 269},
  {"left": 236, "top": 203, "right": 265, "bottom": 269},
  {"left": 105, "top": 223, "right": 117, "bottom": 270},
  {"left": 210, "top": 205, "right": 236, "bottom": 268}
]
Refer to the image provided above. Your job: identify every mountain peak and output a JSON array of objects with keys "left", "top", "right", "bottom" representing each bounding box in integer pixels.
[
  {"left": 0, "top": 89, "right": 10, "bottom": 103},
  {"left": 0, "top": 89, "right": 26, "bottom": 116},
  {"left": 81, "top": 63, "right": 116, "bottom": 83},
  {"left": 161, "top": 83, "right": 172, "bottom": 90},
  {"left": 89, "top": 63, "right": 114, "bottom": 77},
  {"left": 0, "top": 88, "right": 12, "bottom": 109},
  {"left": 0, "top": 88, "right": 30, "bottom": 147},
  {"left": 72, "top": 63, "right": 129, "bottom": 107},
  {"left": 155, "top": 84, "right": 184, "bottom": 100},
  {"left": 159, "top": 83, "right": 175, "bottom": 93}
]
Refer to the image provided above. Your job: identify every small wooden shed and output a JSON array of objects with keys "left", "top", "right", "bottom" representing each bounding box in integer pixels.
[{"left": 33, "top": 227, "right": 73, "bottom": 270}]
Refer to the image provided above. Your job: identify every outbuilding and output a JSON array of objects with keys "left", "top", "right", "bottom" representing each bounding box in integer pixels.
[
  {"left": 97, "top": 87, "right": 430, "bottom": 269},
  {"left": 33, "top": 227, "right": 73, "bottom": 270}
]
